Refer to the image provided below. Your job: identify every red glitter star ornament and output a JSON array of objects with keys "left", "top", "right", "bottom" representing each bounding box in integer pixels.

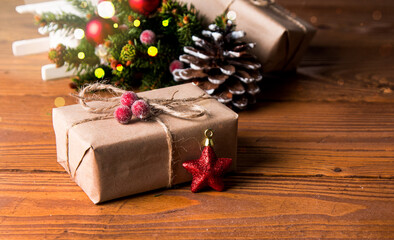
[{"left": 182, "top": 129, "right": 232, "bottom": 193}]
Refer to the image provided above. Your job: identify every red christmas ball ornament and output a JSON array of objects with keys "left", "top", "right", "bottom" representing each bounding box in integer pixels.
[
  {"left": 128, "top": 0, "right": 161, "bottom": 16},
  {"left": 114, "top": 105, "right": 132, "bottom": 124},
  {"left": 131, "top": 99, "right": 150, "bottom": 119},
  {"left": 85, "top": 17, "right": 114, "bottom": 45},
  {"left": 139, "top": 30, "right": 156, "bottom": 45},
  {"left": 120, "top": 91, "right": 138, "bottom": 108},
  {"left": 182, "top": 129, "right": 232, "bottom": 193}
]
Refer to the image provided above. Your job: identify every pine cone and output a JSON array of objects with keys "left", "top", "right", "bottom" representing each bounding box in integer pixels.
[
  {"left": 172, "top": 20, "right": 262, "bottom": 109},
  {"left": 48, "top": 44, "right": 66, "bottom": 68}
]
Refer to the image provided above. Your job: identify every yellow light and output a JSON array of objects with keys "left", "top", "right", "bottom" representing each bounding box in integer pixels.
[
  {"left": 97, "top": 1, "right": 115, "bottom": 19},
  {"left": 77, "top": 52, "right": 85, "bottom": 59},
  {"left": 162, "top": 19, "right": 169, "bottom": 27},
  {"left": 227, "top": 10, "right": 237, "bottom": 21},
  {"left": 116, "top": 64, "right": 124, "bottom": 72},
  {"left": 80, "top": 1, "right": 87, "bottom": 8},
  {"left": 113, "top": 23, "right": 119, "bottom": 28},
  {"left": 133, "top": 19, "right": 141, "bottom": 27},
  {"left": 54, "top": 97, "right": 65, "bottom": 107},
  {"left": 95, "top": 68, "right": 105, "bottom": 79},
  {"left": 74, "top": 28, "right": 85, "bottom": 39},
  {"left": 147, "top": 46, "right": 158, "bottom": 57}
]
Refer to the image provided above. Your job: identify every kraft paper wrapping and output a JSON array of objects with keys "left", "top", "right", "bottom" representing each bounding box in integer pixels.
[
  {"left": 179, "top": 0, "right": 316, "bottom": 72},
  {"left": 53, "top": 83, "right": 238, "bottom": 204}
]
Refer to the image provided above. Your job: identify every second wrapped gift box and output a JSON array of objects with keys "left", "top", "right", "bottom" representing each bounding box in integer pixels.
[{"left": 180, "top": 0, "right": 316, "bottom": 72}]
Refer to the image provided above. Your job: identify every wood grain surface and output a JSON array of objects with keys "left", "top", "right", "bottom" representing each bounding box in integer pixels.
[{"left": 1, "top": 0, "right": 393, "bottom": 239}]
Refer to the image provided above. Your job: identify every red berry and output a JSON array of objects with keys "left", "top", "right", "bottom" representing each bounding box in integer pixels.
[
  {"left": 120, "top": 91, "right": 138, "bottom": 107},
  {"left": 139, "top": 30, "right": 156, "bottom": 45},
  {"left": 114, "top": 105, "right": 132, "bottom": 124},
  {"left": 131, "top": 100, "right": 150, "bottom": 119},
  {"left": 169, "top": 60, "right": 184, "bottom": 73}
]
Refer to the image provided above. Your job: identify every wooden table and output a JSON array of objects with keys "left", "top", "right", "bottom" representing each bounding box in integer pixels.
[{"left": 1, "top": 0, "right": 393, "bottom": 239}]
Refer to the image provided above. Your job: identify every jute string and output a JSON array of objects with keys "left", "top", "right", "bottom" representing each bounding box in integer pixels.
[{"left": 66, "top": 83, "right": 211, "bottom": 187}]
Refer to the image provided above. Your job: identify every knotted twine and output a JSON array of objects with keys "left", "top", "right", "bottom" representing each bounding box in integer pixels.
[{"left": 66, "top": 83, "right": 211, "bottom": 187}]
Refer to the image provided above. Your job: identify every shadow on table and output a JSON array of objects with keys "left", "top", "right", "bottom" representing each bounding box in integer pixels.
[
  {"left": 257, "top": 71, "right": 308, "bottom": 105},
  {"left": 227, "top": 71, "right": 314, "bottom": 190}
]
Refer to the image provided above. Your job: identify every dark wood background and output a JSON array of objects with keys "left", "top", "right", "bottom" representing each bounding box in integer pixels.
[{"left": 1, "top": 0, "right": 393, "bottom": 239}]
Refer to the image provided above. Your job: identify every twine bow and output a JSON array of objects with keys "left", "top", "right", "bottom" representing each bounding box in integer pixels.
[
  {"left": 74, "top": 83, "right": 210, "bottom": 119},
  {"left": 66, "top": 83, "right": 211, "bottom": 187}
]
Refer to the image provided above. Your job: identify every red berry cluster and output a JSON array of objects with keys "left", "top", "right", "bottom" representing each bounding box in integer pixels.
[
  {"left": 139, "top": 30, "right": 156, "bottom": 45},
  {"left": 114, "top": 91, "right": 150, "bottom": 124}
]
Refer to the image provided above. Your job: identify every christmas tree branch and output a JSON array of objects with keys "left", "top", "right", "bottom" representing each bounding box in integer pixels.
[{"left": 36, "top": 12, "right": 88, "bottom": 33}]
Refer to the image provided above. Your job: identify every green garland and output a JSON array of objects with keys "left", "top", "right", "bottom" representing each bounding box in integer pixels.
[{"left": 39, "top": 0, "right": 203, "bottom": 90}]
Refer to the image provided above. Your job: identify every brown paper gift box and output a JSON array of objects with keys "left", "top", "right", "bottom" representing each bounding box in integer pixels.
[
  {"left": 179, "top": 0, "right": 316, "bottom": 72},
  {"left": 52, "top": 83, "right": 238, "bottom": 204}
]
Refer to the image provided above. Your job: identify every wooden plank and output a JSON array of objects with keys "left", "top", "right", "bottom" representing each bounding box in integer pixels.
[
  {"left": 0, "top": 95, "right": 394, "bottom": 177},
  {"left": 278, "top": 0, "right": 394, "bottom": 47},
  {"left": 259, "top": 60, "right": 394, "bottom": 103},
  {"left": 1, "top": 95, "right": 393, "bottom": 177},
  {"left": 0, "top": 172, "right": 393, "bottom": 239},
  {"left": 238, "top": 101, "right": 394, "bottom": 177}
]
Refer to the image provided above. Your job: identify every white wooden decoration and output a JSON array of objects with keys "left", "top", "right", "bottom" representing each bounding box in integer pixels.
[{"left": 13, "top": 0, "right": 85, "bottom": 81}]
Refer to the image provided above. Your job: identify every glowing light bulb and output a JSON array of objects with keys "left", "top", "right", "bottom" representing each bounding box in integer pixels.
[
  {"left": 162, "top": 19, "right": 169, "bottom": 27},
  {"left": 54, "top": 97, "right": 65, "bottom": 107},
  {"left": 133, "top": 19, "right": 141, "bottom": 27},
  {"left": 80, "top": 1, "right": 87, "bottom": 8},
  {"left": 74, "top": 28, "right": 85, "bottom": 39},
  {"left": 97, "top": 1, "right": 115, "bottom": 19},
  {"left": 147, "top": 46, "right": 158, "bottom": 57},
  {"left": 113, "top": 23, "right": 118, "bottom": 28},
  {"left": 95, "top": 68, "right": 105, "bottom": 79},
  {"left": 77, "top": 52, "right": 85, "bottom": 59},
  {"left": 227, "top": 10, "right": 237, "bottom": 21},
  {"left": 116, "top": 64, "right": 124, "bottom": 72}
]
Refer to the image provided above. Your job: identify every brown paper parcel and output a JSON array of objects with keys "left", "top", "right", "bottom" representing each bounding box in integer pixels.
[
  {"left": 179, "top": 0, "right": 316, "bottom": 72},
  {"left": 53, "top": 83, "right": 238, "bottom": 204}
]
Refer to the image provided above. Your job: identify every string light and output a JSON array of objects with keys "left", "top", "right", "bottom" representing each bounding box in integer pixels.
[
  {"left": 227, "top": 10, "right": 237, "bottom": 21},
  {"left": 162, "top": 19, "right": 169, "bottom": 27},
  {"left": 97, "top": 1, "right": 115, "bottom": 19},
  {"left": 80, "top": 1, "right": 87, "bottom": 8},
  {"left": 133, "top": 19, "right": 141, "bottom": 27},
  {"left": 77, "top": 52, "right": 85, "bottom": 59},
  {"left": 74, "top": 28, "right": 85, "bottom": 39},
  {"left": 116, "top": 64, "right": 124, "bottom": 72},
  {"left": 95, "top": 68, "right": 105, "bottom": 78},
  {"left": 113, "top": 23, "right": 119, "bottom": 28},
  {"left": 54, "top": 97, "right": 65, "bottom": 107},
  {"left": 147, "top": 46, "right": 158, "bottom": 57}
]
